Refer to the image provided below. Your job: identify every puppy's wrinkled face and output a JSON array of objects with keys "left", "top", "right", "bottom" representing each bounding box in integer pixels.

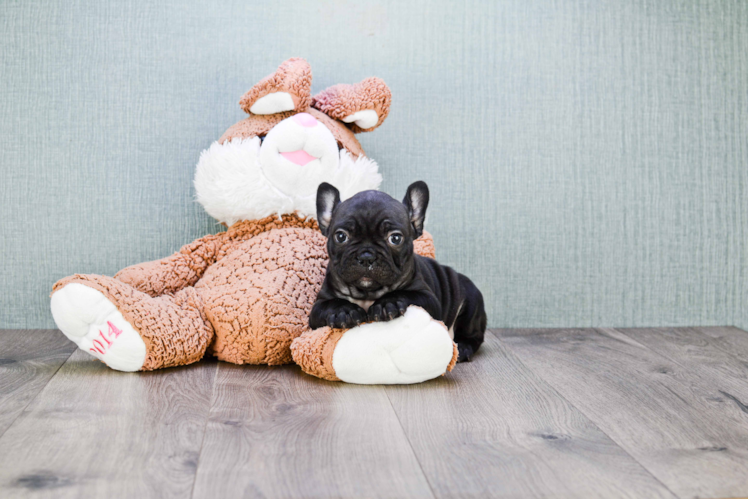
[{"left": 316, "top": 182, "right": 429, "bottom": 301}]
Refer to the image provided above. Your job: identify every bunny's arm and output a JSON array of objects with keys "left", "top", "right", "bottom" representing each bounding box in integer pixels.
[{"left": 114, "top": 232, "right": 225, "bottom": 297}]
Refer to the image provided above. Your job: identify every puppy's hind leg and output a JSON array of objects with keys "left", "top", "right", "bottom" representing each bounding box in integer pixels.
[{"left": 452, "top": 275, "right": 487, "bottom": 362}]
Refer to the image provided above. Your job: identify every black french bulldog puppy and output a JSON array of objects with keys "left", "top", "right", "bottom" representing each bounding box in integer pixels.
[{"left": 309, "top": 181, "right": 486, "bottom": 362}]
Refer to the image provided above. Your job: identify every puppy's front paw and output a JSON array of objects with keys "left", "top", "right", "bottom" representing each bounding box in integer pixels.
[
  {"left": 326, "top": 304, "right": 367, "bottom": 329},
  {"left": 368, "top": 298, "right": 409, "bottom": 322}
]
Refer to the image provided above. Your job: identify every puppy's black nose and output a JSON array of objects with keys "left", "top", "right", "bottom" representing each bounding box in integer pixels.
[{"left": 357, "top": 250, "right": 376, "bottom": 267}]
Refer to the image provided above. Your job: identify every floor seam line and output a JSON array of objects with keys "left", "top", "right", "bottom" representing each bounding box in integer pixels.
[
  {"left": 189, "top": 360, "right": 221, "bottom": 499},
  {"left": 383, "top": 387, "right": 438, "bottom": 499},
  {"left": 0, "top": 341, "right": 76, "bottom": 443}
]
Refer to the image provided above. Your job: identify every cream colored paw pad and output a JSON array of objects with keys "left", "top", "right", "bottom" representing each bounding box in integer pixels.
[
  {"left": 332, "top": 306, "right": 456, "bottom": 385},
  {"left": 50, "top": 283, "right": 146, "bottom": 372}
]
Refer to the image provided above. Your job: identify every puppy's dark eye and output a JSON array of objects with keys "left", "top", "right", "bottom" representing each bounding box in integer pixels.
[
  {"left": 388, "top": 233, "right": 403, "bottom": 246},
  {"left": 334, "top": 230, "right": 348, "bottom": 244}
]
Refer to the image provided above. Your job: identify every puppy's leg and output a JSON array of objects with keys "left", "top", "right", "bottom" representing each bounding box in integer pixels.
[
  {"left": 452, "top": 275, "right": 487, "bottom": 362},
  {"left": 310, "top": 298, "right": 367, "bottom": 329}
]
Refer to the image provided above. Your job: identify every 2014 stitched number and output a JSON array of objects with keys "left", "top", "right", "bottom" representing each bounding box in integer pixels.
[{"left": 89, "top": 321, "right": 123, "bottom": 355}]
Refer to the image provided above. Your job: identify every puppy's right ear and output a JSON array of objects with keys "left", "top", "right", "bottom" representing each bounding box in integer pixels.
[
  {"left": 403, "top": 181, "right": 429, "bottom": 238},
  {"left": 316, "top": 183, "right": 341, "bottom": 236}
]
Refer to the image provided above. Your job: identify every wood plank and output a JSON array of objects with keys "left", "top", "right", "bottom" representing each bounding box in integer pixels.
[
  {"left": 192, "top": 363, "right": 434, "bottom": 499},
  {"left": 615, "top": 326, "right": 748, "bottom": 406},
  {"left": 694, "top": 326, "right": 748, "bottom": 364},
  {"left": 384, "top": 333, "right": 673, "bottom": 498},
  {"left": 0, "top": 349, "right": 217, "bottom": 498},
  {"left": 0, "top": 330, "right": 76, "bottom": 438},
  {"left": 495, "top": 327, "right": 748, "bottom": 498}
]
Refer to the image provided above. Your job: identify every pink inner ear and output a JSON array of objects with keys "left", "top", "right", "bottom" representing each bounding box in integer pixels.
[{"left": 292, "top": 112, "right": 318, "bottom": 127}]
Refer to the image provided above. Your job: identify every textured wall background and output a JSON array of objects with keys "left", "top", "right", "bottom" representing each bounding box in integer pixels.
[{"left": 1, "top": 0, "right": 747, "bottom": 329}]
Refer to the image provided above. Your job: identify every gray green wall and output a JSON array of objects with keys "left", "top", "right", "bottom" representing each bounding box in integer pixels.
[{"left": 2, "top": 0, "right": 747, "bottom": 329}]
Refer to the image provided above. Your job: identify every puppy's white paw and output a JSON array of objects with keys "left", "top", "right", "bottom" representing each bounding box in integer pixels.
[
  {"left": 51, "top": 283, "right": 146, "bottom": 372},
  {"left": 332, "top": 306, "right": 455, "bottom": 384}
]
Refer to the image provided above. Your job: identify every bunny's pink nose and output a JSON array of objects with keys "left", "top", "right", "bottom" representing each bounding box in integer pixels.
[{"left": 292, "top": 112, "right": 318, "bottom": 127}]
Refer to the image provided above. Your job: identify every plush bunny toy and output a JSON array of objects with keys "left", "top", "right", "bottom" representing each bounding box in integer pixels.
[{"left": 50, "top": 58, "right": 457, "bottom": 384}]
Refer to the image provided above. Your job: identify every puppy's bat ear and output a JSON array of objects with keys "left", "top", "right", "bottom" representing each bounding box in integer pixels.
[
  {"left": 316, "top": 182, "right": 341, "bottom": 236},
  {"left": 403, "top": 181, "right": 429, "bottom": 238}
]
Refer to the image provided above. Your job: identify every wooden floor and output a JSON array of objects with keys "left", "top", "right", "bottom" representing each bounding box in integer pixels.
[{"left": 1, "top": 327, "right": 748, "bottom": 498}]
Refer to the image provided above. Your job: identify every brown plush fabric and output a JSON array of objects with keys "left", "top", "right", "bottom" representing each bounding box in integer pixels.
[
  {"left": 200, "top": 225, "right": 328, "bottom": 365},
  {"left": 114, "top": 215, "right": 317, "bottom": 296},
  {"left": 289, "top": 326, "right": 344, "bottom": 382},
  {"left": 113, "top": 233, "right": 224, "bottom": 297},
  {"left": 414, "top": 230, "right": 436, "bottom": 259},
  {"left": 312, "top": 77, "right": 392, "bottom": 133},
  {"left": 218, "top": 112, "right": 293, "bottom": 144},
  {"left": 446, "top": 343, "right": 459, "bottom": 373},
  {"left": 52, "top": 274, "right": 214, "bottom": 371},
  {"left": 239, "top": 58, "right": 312, "bottom": 114},
  {"left": 54, "top": 214, "right": 325, "bottom": 369}
]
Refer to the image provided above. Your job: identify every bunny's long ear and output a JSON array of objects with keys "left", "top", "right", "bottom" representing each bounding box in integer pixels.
[
  {"left": 312, "top": 77, "right": 392, "bottom": 133},
  {"left": 239, "top": 58, "right": 312, "bottom": 115}
]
